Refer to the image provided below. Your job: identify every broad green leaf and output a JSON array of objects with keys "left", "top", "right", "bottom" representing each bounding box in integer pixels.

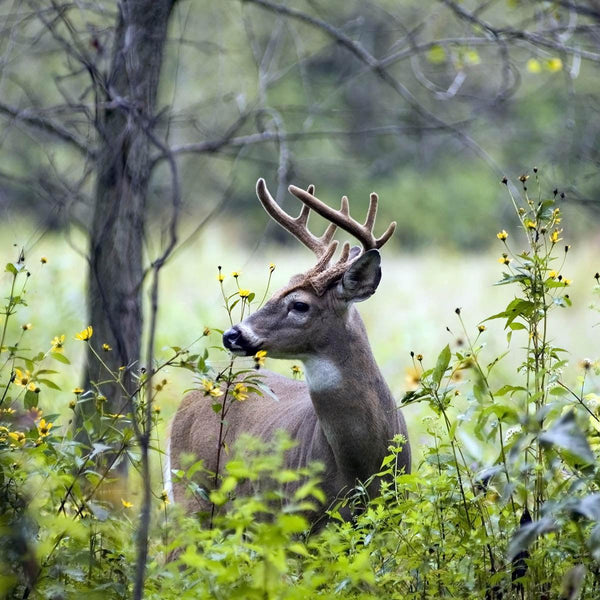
[
  {"left": 494, "top": 385, "right": 527, "bottom": 397},
  {"left": 571, "top": 493, "right": 600, "bottom": 521},
  {"left": 37, "top": 378, "right": 61, "bottom": 391},
  {"left": 50, "top": 352, "right": 71, "bottom": 364},
  {"left": 90, "top": 442, "right": 112, "bottom": 459},
  {"left": 432, "top": 344, "right": 451, "bottom": 387},
  {"left": 24, "top": 389, "right": 39, "bottom": 409},
  {"left": 539, "top": 410, "right": 595, "bottom": 466},
  {"left": 507, "top": 517, "right": 555, "bottom": 561}
]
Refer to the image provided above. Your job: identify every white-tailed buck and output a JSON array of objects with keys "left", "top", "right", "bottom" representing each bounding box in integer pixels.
[{"left": 167, "top": 178, "right": 411, "bottom": 520}]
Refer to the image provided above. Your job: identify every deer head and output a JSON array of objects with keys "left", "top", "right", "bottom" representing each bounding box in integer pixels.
[{"left": 223, "top": 178, "right": 396, "bottom": 360}]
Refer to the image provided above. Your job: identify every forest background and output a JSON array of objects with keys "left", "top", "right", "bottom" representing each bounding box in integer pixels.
[{"left": 1, "top": 0, "right": 600, "bottom": 598}]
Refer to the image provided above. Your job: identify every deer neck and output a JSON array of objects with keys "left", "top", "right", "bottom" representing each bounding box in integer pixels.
[{"left": 301, "top": 307, "right": 396, "bottom": 484}]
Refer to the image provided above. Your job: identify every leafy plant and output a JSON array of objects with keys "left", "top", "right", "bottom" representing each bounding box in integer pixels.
[{"left": 2, "top": 173, "right": 600, "bottom": 599}]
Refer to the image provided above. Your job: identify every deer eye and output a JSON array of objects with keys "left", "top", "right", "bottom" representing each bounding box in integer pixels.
[{"left": 291, "top": 301, "right": 310, "bottom": 313}]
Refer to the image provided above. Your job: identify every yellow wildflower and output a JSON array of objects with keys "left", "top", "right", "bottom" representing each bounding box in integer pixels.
[
  {"left": 102, "top": 343, "right": 112, "bottom": 352},
  {"left": 40, "top": 256, "right": 48, "bottom": 264},
  {"left": 232, "top": 382, "right": 249, "bottom": 402},
  {"left": 526, "top": 58, "right": 542, "bottom": 74},
  {"left": 200, "top": 378, "right": 223, "bottom": 397},
  {"left": 498, "top": 254, "right": 511, "bottom": 265},
  {"left": 550, "top": 229, "right": 562, "bottom": 244},
  {"left": 405, "top": 367, "right": 421, "bottom": 390},
  {"left": 8, "top": 431, "right": 26, "bottom": 446},
  {"left": 546, "top": 57, "right": 562, "bottom": 72},
  {"left": 416, "top": 354, "right": 424, "bottom": 362},
  {"left": 291, "top": 365, "right": 302, "bottom": 378},
  {"left": 563, "top": 279, "right": 572, "bottom": 286},
  {"left": 524, "top": 219, "right": 537, "bottom": 229},
  {"left": 14, "top": 368, "right": 31, "bottom": 387},
  {"left": 22, "top": 323, "right": 32, "bottom": 331},
  {"left": 73, "top": 387, "right": 84, "bottom": 395},
  {"left": 75, "top": 326, "right": 93, "bottom": 341},
  {"left": 478, "top": 325, "right": 486, "bottom": 332},
  {"left": 552, "top": 208, "right": 561, "bottom": 224},
  {"left": 496, "top": 230, "right": 508, "bottom": 241},
  {"left": 27, "top": 382, "right": 40, "bottom": 393},
  {"left": 548, "top": 270, "right": 558, "bottom": 279},
  {"left": 69, "top": 400, "right": 76, "bottom": 409},
  {"left": 254, "top": 350, "right": 267, "bottom": 368},
  {"left": 231, "top": 271, "right": 241, "bottom": 278},
  {"left": 153, "top": 405, "right": 161, "bottom": 414},
  {"left": 217, "top": 273, "right": 225, "bottom": 282},
  {"left": 203, "top": 327, "right": 211, "bottom": 336},
  {"left": 269, "top": 263, "right": 276, "bottom": 272},
  {"left": 121, "top": 499, "right": 133, "bottom": 509},
  {"left": 238, "top": 289, "right": 251, "bottom": 299},
  {"left": 37, "top": 418, "right": 53, "bottom": 438},
  {"left": 51, "top": 334, "right": 65, "bottom": 353},
  {"left": 160, "top": 490, "right": 170, "bottom": 505}
]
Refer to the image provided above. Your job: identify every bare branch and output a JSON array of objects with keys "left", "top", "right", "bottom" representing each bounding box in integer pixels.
[
  {"left": 240, "top": 0, "right": 503, "bottom": 174},
  {"left": 0, "top": 100, "right": 92, "bottom": 155}
]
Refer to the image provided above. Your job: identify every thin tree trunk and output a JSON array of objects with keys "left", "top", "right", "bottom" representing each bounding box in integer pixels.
[{"left": 79, "top": 0, "right": 175, "bottom": 449}]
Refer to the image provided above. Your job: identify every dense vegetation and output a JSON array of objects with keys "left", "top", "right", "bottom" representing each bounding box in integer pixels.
[{"left": 2, "top": 176, "right": 600, "bottom": 598}]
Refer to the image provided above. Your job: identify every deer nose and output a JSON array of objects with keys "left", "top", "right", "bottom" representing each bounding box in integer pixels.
[{"left": 223, "top": 326, "right": 242, "bottom": 349}]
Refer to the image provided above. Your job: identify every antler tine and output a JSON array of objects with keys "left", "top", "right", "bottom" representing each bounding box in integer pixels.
[
  {"left": 376, "top": 221, "right": 397, "bottom": 247},
  {"left": 288, "top": 185, "right": 396, "bottom": 251},
  {"left": 364, "top": 193, "right": 378, "bottom": 230},
  {"left": 256, "top": 178, "right": 335, "bottom": 257}
]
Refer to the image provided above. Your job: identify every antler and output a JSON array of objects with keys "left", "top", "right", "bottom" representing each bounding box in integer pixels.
[
  {"left": 256, "top": 178, "right": 396, "bottom": 295},
  {"left": 256, "top": 178, "right": 337, "bottom": 258},
  {"left": 288, "top": 185, "right": 397, "bottom": 251}
]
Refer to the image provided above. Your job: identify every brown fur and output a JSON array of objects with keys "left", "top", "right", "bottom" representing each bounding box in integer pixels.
[{"left": 168, "top": 180, "right": 411, "bottom": 523}]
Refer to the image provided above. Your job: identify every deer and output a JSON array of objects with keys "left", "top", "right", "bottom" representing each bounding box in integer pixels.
[{"left": 166, "top": 178, "right": 411, "bottom": 523}]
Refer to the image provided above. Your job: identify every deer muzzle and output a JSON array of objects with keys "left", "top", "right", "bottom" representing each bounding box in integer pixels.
[{"left": 223, "top": 325, "right": 261, "bottom": 356}]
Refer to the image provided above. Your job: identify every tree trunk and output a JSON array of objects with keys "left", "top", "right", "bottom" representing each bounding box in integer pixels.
[{"left": 79, "top": 0, "right": 175, "bottom": 445}]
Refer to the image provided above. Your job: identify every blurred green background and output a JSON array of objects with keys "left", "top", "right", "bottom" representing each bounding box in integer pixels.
[{"left": 1, "top": 0, "right": 600, "bottom": 472}]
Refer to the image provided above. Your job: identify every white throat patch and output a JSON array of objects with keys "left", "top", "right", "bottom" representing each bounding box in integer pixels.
[{"left": 303, "top": 357, "right": 342, "bottom": 392}]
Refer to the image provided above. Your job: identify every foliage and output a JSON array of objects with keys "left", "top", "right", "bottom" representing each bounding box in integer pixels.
[{"left": 2, "top": 174, "right": 600, "bottom": 598}]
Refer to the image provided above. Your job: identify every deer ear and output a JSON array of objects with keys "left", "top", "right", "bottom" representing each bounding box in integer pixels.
[{"left": 337, "top": 249, "right": 382, "bottom": 303}]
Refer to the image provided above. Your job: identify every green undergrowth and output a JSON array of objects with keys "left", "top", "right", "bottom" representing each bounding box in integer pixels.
[{"left": 2, "top": 172, "right": 600, "bottom": 598}]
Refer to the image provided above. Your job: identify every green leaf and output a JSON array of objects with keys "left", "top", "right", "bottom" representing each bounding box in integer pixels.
[
  {"left": 24, "top": 389, "right": 39, "bottom": 409},
  {"left": 211, "top": 403, "right": 222, "bottom": 414},
  {"left": 589, "top": 523, "right": 600, "bottom": 561},
  {"left": 432, "top": 344, "right": 451, "bottom": 387},
  {"left": 37, "top": 378, "right": 61, "bottom": 391},
  {"left": 256, "top": 382, "right": 279, "bottom": 402},
  {"left": 494, "top": 273, "right": 530, "bottom": 286},
  {"left": 539, "top": 410, "right": 595, "bottom": 466},
  {"left": 278, "top": 513, "right": 308, "bottom": 534},
  {"left": 494, "top": 385, "right": 527, "bottom": 397},
  {"left": 5, "top": 263, "right": 17, "bottom": 275},
  {"left": 87, "top": 502, "right": 109, "bottom": 521},
  {"left": 50, "top": 352, "right": 71, "bottom": 364},
  {"left": 507, "top": 517, "right": 555, "bottom": 561},
  {"left": 90, "top": 442, "right": 112, "bottom": 459},
  {"left": 571, "top": 493, "right": 600, "bottom": 521}
]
